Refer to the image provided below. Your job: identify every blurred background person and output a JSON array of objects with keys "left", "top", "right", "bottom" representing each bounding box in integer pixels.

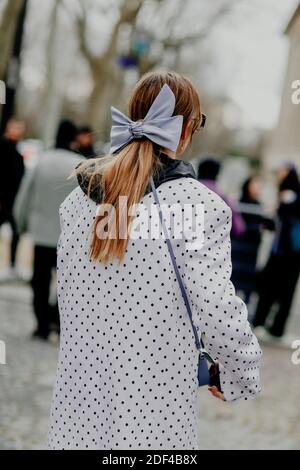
[
  {"left": 231, "top": 176, "right": 274, "bottom": 307},
  {"left": 14, "top": 120, "right": 83, "bottom": 340},
  {"left": 197, "top": 157, "right": 245, "bottom": 239},
  {"left": 0, "top": 119, "right": 25, "bottom": 277},
  {"left": 75, "top": 126, "right": 96, "bottom": 159},
  {"left": 253, "top": 163, "right": 300, "bottom": 344}
]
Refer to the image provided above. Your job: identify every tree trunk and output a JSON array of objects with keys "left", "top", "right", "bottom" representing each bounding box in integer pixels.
[
  {"left": 88, "top": 66, "right": 110, "bottom": 133},
  {"left": 87, "top": 61, "right": 126, "bottom": 140},
  {"left": 79, "top": 0, "right": 143, "bottom": 136},
  {"left": 0, "top": 0, "right": 23, "bottom": 80},
  {"left": 41, "top": 0, "right": 62, "bottom": 147}
]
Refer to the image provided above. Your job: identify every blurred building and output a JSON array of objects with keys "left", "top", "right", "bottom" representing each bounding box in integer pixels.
[{"left": 264, "top": 3, "right": 300, "bottom": 169}]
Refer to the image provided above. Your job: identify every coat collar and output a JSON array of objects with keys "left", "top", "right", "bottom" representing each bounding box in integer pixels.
[
  {"left": 77, "top": 152, "right": 196, "bottom": 204},
  {"left": 150, "top": 152, "right": 196, "bottom": 191}
]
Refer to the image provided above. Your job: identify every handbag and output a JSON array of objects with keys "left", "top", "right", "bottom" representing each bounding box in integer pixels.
[{"left": 150, "top": 177, "right": 221, "bottom": 388}]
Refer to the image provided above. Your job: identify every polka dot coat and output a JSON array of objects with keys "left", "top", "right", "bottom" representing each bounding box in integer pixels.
[{"left": 48, "top": 177, "right": 262, "bottom": 450}]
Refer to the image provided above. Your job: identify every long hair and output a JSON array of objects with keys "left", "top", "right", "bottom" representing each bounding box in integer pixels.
[{"left": 78, "top": 71, "right": 201, "bottom": 263}]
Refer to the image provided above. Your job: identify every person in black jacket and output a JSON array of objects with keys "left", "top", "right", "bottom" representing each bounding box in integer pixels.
[
  {"left": 0, "top": 119, "right": 25, "bottom": 270},
  {"left": 253, "top": 164, "right": 300, "bottom": 340},
  {"left": 231, "top": 176, "right": 273, "bottom": 306}
]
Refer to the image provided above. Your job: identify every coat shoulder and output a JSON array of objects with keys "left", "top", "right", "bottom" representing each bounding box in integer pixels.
[
  {"left": 60, "top": 185, "right": 94, "bottom": 219},
  {"left": 156, "top": 177, "right": 231, "bottom": 216}
]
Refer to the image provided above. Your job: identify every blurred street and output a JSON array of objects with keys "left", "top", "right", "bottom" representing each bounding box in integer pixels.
[{"left": 1, "top": 236, "right": 300, "bottom": 450}]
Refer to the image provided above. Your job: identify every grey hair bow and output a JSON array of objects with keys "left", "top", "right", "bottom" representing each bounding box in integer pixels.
[{"left": 110, "top": 84, "right": 183, "bottom": 154}]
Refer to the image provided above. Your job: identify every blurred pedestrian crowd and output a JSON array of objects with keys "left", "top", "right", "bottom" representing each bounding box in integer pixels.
[{"left": 0, "top": 117, "right": 300, "bottom": 346}]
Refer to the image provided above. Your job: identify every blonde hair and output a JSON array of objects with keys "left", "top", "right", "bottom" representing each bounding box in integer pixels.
[{"left": 77, "top": 71, "right": 201, "bottom": 263}]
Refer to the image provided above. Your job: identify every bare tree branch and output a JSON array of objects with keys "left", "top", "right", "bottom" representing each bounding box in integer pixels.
[
  {"left": 72, "top": 0, "right": 242, "bottom": 129},
  {"left": 0, "top": 0, "right": 24, "bottom": 80},
  {"left": 162, "top": 0, "right": 242, "bottom": 49},
  {"left": 75, "top": 0, "right": 143, "bottom": 67},
  {"left": 75, "top": 0, "right": 98, "bottom": 66}
]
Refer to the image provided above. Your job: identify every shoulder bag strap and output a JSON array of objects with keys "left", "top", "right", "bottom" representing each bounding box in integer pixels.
[{"left": 150, "top": 176, "right": 201, "bottom": 351}]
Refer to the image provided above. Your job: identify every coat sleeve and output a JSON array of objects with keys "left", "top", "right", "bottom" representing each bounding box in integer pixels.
[
  {"left": 13, "top": 167, "right": 36, "bottom": 235},
  {"left": 182, "top": 195, "right": 262, "bottom": 402}
]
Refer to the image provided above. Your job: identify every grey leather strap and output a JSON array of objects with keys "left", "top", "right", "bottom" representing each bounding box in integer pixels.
[{"left": 150, "top": 176, "right": 201, "bottom": 351}]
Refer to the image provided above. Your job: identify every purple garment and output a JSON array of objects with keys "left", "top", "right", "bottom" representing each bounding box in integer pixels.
[{"left": 199, "top": 179, "right": 245, "bottom": 238}]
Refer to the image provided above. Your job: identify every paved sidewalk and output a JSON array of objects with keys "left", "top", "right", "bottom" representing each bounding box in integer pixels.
[{"left": 0, "top": 282, "right": 300, "bottom": 450}]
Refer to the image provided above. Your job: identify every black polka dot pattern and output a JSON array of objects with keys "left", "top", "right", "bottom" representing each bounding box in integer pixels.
[{"left": 48, "top": 178, "right": 262, "bottom": 450}]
